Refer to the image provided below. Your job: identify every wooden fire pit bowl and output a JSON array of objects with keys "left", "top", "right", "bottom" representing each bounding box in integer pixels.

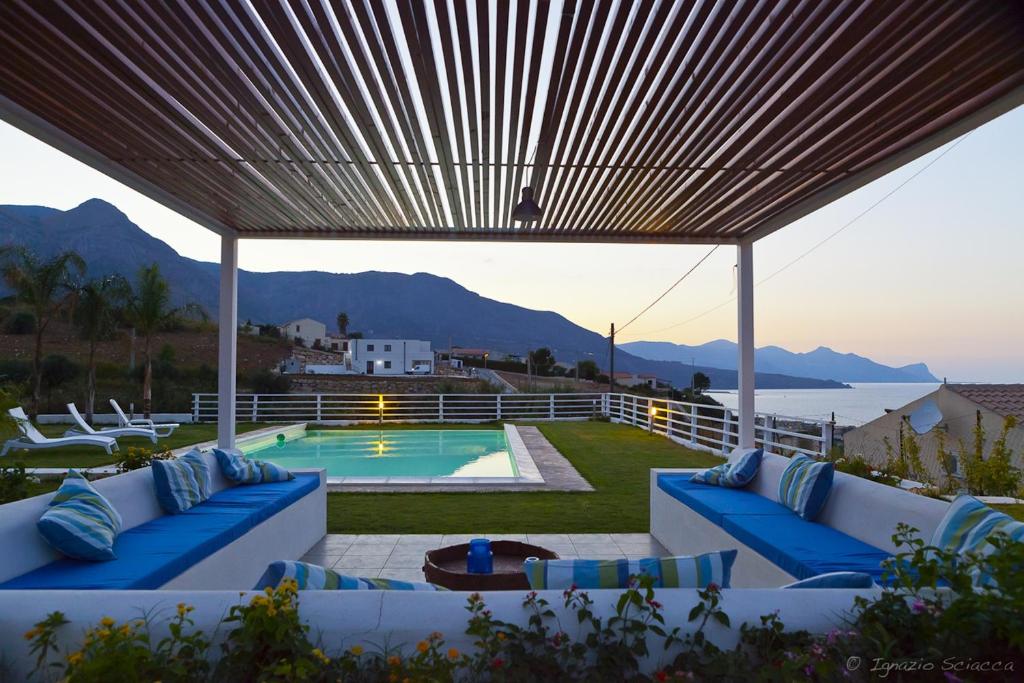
[{"left": 423, "top": 541, "right": 559, "bottom": 591}]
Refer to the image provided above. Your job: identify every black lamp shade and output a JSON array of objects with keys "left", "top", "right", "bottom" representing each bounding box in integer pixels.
[{"left": 511, "top": 187, "right": 543, "bottom": 222}]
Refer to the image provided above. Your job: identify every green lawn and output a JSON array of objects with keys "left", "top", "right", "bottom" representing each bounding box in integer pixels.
[
  {"left": 326, "top": 421, "right": 719, "bottom": 534},
  {"left": 991, "top": 504, "right": 1024, "bottom": 521},
  {"left": 5, "top": 422, "right": 270, "bottom": 468}
]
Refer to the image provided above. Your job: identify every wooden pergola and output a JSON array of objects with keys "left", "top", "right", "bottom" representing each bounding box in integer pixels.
[{"left": 2, "top": 0, "right": 1022, "bottom": 448}]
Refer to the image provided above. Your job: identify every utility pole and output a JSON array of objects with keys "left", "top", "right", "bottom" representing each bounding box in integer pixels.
[
  {"left": 526, "top": 351, "right": 532, "bottom": 393},
  {"left": 608, "top": 323, "right": 615, "bottom": 393}
]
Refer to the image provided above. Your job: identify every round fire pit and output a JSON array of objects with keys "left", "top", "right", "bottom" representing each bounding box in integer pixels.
[{"left": 423, "top": 541, "right": 559, "bottom": 591}]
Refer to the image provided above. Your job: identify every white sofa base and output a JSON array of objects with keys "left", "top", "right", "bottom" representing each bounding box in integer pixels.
[
  {"left": 162, "top": 469, "right": 327, "bottom": 590},
  {"left": 650, "top": 469, "right": 795, "bottom": 587}
]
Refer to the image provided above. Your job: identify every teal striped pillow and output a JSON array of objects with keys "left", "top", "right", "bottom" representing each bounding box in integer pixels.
[
  {"left": 778, "top": 454, "right": 834, "bottom": 520},
  {"left": 930, "top": 495, "right": 1024, "bottom": 585},
  {"left": 152, "top": 449, "right": 212, "bottom": 513},
  {"left": 214, "top": 448, "right": 294, "bottom": 484},
  {"left": 254, "top": 561, "right": 446, "bottom": 591},
  {"left": 37, "top": 470, "right": 123, "bottom": 561},
  {"left": 523, "top": 550, "right": 737, "bottom": 590}
]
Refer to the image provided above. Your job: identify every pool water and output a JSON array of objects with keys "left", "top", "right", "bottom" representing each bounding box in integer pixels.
[{"left": 243, "top": 430, "right": 518, "bottom": 478}]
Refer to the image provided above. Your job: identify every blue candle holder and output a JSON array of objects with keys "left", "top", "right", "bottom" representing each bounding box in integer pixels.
[{"left": 466, "top": 538, "right": 493, "bottom": 574}]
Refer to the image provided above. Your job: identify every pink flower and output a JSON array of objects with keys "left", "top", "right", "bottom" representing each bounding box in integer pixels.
[
  {"left": 911, "top": 599, "right": 927, "bottom": 614},
  {"left": 706, "top": 582, "right": 720, "bottom": 593}
]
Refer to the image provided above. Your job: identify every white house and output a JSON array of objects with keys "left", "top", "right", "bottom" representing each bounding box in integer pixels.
[
  {"left": 613, "top": 372, "right": 659, "bottom": 389},
  {"left": 350, "top": 339, "right": 434, "bottom": 375},
  {"left": 278, "top": 318, "right": 327, "bottom": 347}
]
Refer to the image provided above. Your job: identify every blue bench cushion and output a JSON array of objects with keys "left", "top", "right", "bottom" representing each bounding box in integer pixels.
[
  {"left": 658, "top": 473, "right": 892, "bottom": 582},
  {"left": 1, "top": 473, "right": 319, "bottom": 590},
  {"left": 720, "top": 513, "right": 891, "bottom": 582},
  {"left": 658, "top": 474, "right": 792, "bottom": 526}
]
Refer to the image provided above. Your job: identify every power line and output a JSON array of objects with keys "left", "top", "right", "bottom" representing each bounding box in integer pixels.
[
  {"left": 615, "top": 245, "right": 720, "bottom": 333},
  {"left": 620, "top": 132, "right": 973, "bottom": 339}
]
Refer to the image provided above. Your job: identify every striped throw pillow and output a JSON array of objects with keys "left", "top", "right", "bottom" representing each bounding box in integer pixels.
[
  {"left": 778, "top": 454, "right": 834, "bottom": 520},
  {"left": 930, "top": 495, "right": 1024, "bottom": 585},
  {"left": 254, "top": 561, "right": 446, "bottom": 591},
  {"left": 37, "top": 470, "right": 123, "bottom": 561},
  {"left": 523, "top": 550, "right": 737, "bottom": 590},
  {"left": 214, "top": 448, "right": 295, "bottom": 484},
  {"left": 152, "top": 449, "right": 212, "bottom": 514},
  {"left": 782, "top": 572, "right": 875, "bottom": 589},
  {"left": 691, "top": 448, "right": 763, "bottom": 487}
]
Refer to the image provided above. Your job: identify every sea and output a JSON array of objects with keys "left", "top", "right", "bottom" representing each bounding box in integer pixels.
[{"left": 708, "top": 382, "right": 940, "bottom": 427}]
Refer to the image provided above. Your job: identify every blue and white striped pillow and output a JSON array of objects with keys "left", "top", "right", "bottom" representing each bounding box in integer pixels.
[
  {"left": 523, "top": 550, "right": 737, "bottom": 590},
  {"left": 782, "top": 572, "right": 875, "bottom": 589},
  {"left": 37, "top": 470, "right": 123, "bottom": 561},
  {"left": 778, "top": 454, "right": 834, "bottom": 520},
  {"left": 930, "top": 495, "right": 1024, "bottom": 585},
  {"left": 152, "top": 449, "right": 212, "bottom": 514},
  {"left": 214, "top": 448, "right": 295, "bottom": 484},
  {"left": 691, "top": 448, "right": 763, "bottom": 487},
  {"left": 254, "top": 561, "right": 445, "bottom": 591}
]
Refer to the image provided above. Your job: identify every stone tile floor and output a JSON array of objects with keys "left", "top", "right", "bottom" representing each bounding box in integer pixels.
[{"left": 300, "top": 533, "right": 668, "bottom": 582}]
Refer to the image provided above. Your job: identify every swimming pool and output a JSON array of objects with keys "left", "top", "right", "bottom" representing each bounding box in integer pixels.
[{"left": 242, "top": 429, "right": 522, "bottom": 480}]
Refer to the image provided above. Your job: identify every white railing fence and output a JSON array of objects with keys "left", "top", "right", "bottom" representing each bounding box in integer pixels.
[{"left": 192, "top": 392, "right": 831, "bottom": 458}]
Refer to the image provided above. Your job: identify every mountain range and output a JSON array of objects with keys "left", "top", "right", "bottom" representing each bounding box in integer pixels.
[
  {"left": 620, "top": 340, "right": 937, "bottom": 383},
  {"left": 0, "top": 199, "right": 935, "bottom": 389}
]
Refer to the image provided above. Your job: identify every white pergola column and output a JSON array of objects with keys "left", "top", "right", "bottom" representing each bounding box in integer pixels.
[
  {"left": 217, "top": 234, "right": 238, "bottom": 449},
  {"left": 737, "top": 241, "right": 755, "bottom": 449}
]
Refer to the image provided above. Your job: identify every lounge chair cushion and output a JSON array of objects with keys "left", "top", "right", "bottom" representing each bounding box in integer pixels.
[
  {"left": 778, "top": 454, "right": 834, "bottom": 520},
  {"left": 523, "top": 550, "right": 737, "bottom": 590},
  {"left": 720, "top": 512, "right": 891, "bottom": 582},
  {"left": 214, "top": 448, "right": 295, "bottom": 485},
  {"left": 0, "top": 473, "right": 320, "bottom": 590},
  {"left": 782, "top": 572, "right": 875, "bottom": 589},
  {"left": 691, "top": 448, "right": 762, "bottom": 488},
  {"left": 37, "top": 470, "right": 123, "bottom": 562},
  {"left": 255, "top": 560, "right": 446, "bottom": 591},
  {"left": 152, "top": 449, "right": 212, "bottom": 513},
  {"left": 658, "top": 474, "right": 793, "bottom": 526}
]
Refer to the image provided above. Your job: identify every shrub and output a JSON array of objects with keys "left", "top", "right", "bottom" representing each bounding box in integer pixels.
[
  {"left": 3, "top": 310, "right": 35, "bottom": 335},
  {"left": 40, "top": 354, "right": 82, "bottom": 393},
  {"left": 116, "top": 447, "right": 174, "bottom": 473},
  {"left": 0, "top": 359, "right": 32, "bottom": 384},
  {"left": 248, "top": 369, "right": 290, "bottom": 395},
  {"left": 0, "top": 463, "right": 36, "bottom": 504}
]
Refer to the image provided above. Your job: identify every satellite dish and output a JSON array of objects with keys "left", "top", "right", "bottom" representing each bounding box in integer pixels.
[{"left": 908, "top": 399, "right": 942, "bottom": 435}]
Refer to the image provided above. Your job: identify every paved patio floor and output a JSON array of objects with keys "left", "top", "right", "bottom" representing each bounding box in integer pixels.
[{"left": 301, "top": 533, "right": 668, "bottom": 582}]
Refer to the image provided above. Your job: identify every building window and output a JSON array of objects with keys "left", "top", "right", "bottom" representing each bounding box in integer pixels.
[
  {"left": 384, "top": 344, "right": 392, "bottom": 352},
  {"left": 367, "top": 344, "right": 375, "bottom": 352},
  {"left": 384, "top": 361, "right": 392, "bottom": 369}
]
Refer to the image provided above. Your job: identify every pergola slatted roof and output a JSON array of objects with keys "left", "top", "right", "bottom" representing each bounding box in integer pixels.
[{"left": 1, "top": 0, "right": 1022, "bottom": 243}]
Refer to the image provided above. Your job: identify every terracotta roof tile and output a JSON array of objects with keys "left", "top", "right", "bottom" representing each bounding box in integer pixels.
[{"left": 946, "top": 384, "right": 1024, "bottom": 421}]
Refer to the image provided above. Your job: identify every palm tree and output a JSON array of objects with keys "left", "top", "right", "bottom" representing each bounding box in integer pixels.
[
  {"left": 336, "top": 311, "right": 349, "bottom": 337},
  {"left": 124, "top": 264, "right": 203, "bottom": 417},
  {"left": 0, "top": 247, "right": 85, "bottom": 415},
  {"left": 72, "top": 275, "right": 130, "bottom": 421}
]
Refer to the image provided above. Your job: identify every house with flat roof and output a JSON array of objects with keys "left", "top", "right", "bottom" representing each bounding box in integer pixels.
[
  {"left": 349, "top": 339, "right": 434, "bottom": 375},
  {"left": 278, "top": 318, "right": 327, "bottom": 348},
  {"left": 844, "top": 384, "right": 1024, "bottom": 484}
]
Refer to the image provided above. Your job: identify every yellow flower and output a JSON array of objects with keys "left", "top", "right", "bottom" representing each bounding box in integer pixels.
[
  {"left": 387, "top": 655, "right": 401, "bottom": 667},
  {"left": 120, "top": 625, "right": 131, "bottom": 636},
  {"left": 264, "top": 586, "right": 274, "bottom": 596},
  {"left": 97, "top": 629, "right": 111, "bottom": 639},
  {"left": 350, "top": 645, "right": 364, "bottom": 656},
  {"left": 447, "top": 647, "right": 459, "bottom": 660},
  {"left": 416, "top": 641, "right": 429, "bottom": 653},
  {"left": 100, "top": 616, "right": 115, "bottom": 628},
  {"left": 23, "top": 627, "right": 39, "bottom": 640},
  {"left": 67, "top": 651, "right": 84, "bottom": 666},
  {"left": 311, "top": 647, "right": 330, "bottom": 664},
  {"left": 496, "top": 632, "right": 506, "bottom": 640}
]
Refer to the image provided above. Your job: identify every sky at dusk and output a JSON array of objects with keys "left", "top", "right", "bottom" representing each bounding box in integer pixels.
[{"left": 1, "top": 106, "right": 1021, "bottom": 382}]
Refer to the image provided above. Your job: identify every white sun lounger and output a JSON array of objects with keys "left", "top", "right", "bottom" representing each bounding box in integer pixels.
[
  {"left": 65, "top": 403, "right": 157, "bottom": 444},
  {"left": 109, "top": 399, "right": 179, "bottom": 438},
  {"left": 1, "top": 407, "right": 118, "bottom": 457}
]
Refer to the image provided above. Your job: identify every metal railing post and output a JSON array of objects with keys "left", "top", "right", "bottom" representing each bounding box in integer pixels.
[
  {"left": 722, "top": 409, "right": 733, "bottom": 454},
  {"left": 690, "top": 405, "right": 699, "bottom": 444},
  {"left": 251, "top": 395, "right": 258, "bottom": 422},
  {"left": 192, "top": 394, "right": 200, "bottom": 423},
  {"left": 439, "top": 394, "right": 445, "bottom": 422},
  {"left": 822, "top": 420, "right": 834, "bottom": 457},
  {"left": 316, "top": 394, "right": 322, "bottom": 422},
  {"left": 496, "top": 394, "right": 502, "bottom": 420},
  {"left": 549, "top": 394, "right": 555, "bottom": 419}
]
